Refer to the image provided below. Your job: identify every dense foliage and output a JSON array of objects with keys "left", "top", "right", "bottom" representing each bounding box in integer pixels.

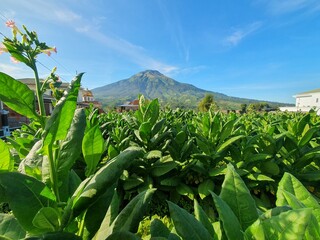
[{"left": 1, "top": 22, "right": 320, "bottom": 239}]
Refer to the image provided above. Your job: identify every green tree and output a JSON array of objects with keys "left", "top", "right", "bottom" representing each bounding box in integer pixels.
[{"left": 198, "top": 94, "right": 218, "bottom": 112}]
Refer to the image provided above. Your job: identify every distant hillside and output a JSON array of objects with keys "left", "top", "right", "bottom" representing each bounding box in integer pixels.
[{"left": 92, "top": 70, "right": 290, "bottom": 110}]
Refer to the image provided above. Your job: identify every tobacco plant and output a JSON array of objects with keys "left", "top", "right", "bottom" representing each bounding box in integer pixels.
[
  {"left": 150, "top": 164, "right": 320, "bottom": 240},
  {"left": 0, "top": 22, "right": 154, "bottom": 239}
]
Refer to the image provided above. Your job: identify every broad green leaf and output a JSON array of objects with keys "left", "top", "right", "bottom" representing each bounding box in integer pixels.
[
  {"left": 95, "top": 189, "right": 155, "bottom": 240},
  {"left": 0, "top": 172, "right": 56, "bottom": 234},
  {"left": 194, "top": 199, "right": 215, "bottom": 237},
  {"left": 151, "top": 161, "right": 177, "bottom": 177},
  {"left": 92, "top": 189, "right": 120, "bottom": 240},
  {"left": 150, "top": 219, "right": 171, "bottom": 238},
  {"left": 151, "top": 118, "right": 165, "bottom": 136},
  {"left": 297, "top": 114, "right": 310, "bottom": 136},
  {"left": 143, "top": 98, "right": 159, "bottom": 125},
  {"left": 219, "top": 119, "right": 235, "bottom": 143},
  {"left": 245, "top": 208, "right": 312, "bottom": 240},
  {"left": 32, "top": 207, "right": 60, "bottom": 232},
  {"left": 70, "top": 147, "right": 144, "bottom": 218},
  {"left": 216, "top": 135, "right": 244, "bottom": 153},
  {"left": 168, "top": 201, "right": 212, "bottom": 240},
  {"left": 298, "top": 127, "right": 318, "bottom": 147},
  {"left": 220, "top": 164, "right": 259, "bottom": 230},
  {"left": 57, "top": 108, "right": 86, "bottom": 175},
  {"left": 259, "top": 161, "right": 280, "bottom": 176},
  {"left": 84, "top": 185, "right": 116, "bottom": 240},
  {"left": 105, "top": 231, "right": 139, "bottom": 240},
  {"left": 139, "top": 122, "right": 152, "bottom": 141},
  {"left": 111, "top": 189, "right": 155, "bottom": 233},
  {"left": 276, "top": 172, "right": 320, "bottom": 209},
  {"left": 280, "top": 191, "right": 320, "bottom": 239},
  {"left": 42, "top": 73, "right": 83, "bottom": 154},
  {"left": 198, "top": 179, "right": 214, "bottom": 199},
  {"left": 0, "top": 72, "right": 39, "bottom": 120},
  {"left": 211, "top": 192, "right": 243, "bottom": 240},
  {"left": 247, "top": 173, "right": 275, "bottom": 182},
  {"left": 145, "top": 150, "right": 162, "bottom": 159},
  {"left": 24, "top": 232, "right": 81, "bottom": 239},
  {"left": 0, "top": 139, "right": 13, "bottom": 171},
  {"left": 175, "top": 131, "right": 187, "bottom": 145},
  {"left": 82, "top": 124, "right": 105, "bottom": 176},
  {"left": 176, "top": 183, "right": 194, "bottom": 200},
  {"left": 0, "top": 214, "right": 26, "bottom": 239},
  {"left": 123, "top": 177, "right": 144, "bottom": 190},
  {"left": 296, "top": 171, "right": 320, "bottom": 182}
]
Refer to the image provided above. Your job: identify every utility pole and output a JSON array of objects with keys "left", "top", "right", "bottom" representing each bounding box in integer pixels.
[{"left": 0, "top": 101, "right": 10, "bottom": 137}]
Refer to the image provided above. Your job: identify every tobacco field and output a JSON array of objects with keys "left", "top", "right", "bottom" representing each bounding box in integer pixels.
[{"left": 1, "top": 23, "right": 320, "bottom": 240}]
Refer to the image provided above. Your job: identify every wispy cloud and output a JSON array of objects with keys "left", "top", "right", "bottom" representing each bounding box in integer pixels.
[
  {"left": 224, "top": 21, "right": 262, "bottom": 46},
  {"left": 157, "top": 0, "right": 190, "bottom": 63},
  {"left": 0, "top": 63, "right": 32, "bottom": 78},
  {"left": 258, "top": 0, "right": 320, "bottom": 15},
  {"left": 1, "top": 0, "right": 178, "bottom": 74}
]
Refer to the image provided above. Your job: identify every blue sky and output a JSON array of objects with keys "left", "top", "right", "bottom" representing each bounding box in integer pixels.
[{"left": 1, "top": 0, "right": 320, "bottom": 104}]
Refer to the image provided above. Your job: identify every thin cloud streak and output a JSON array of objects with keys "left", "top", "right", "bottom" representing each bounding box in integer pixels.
[
  {"left": 259, "top": 0, "right": 320, "bottom": 15},
  {"left": 2, "top": 0, "right": 178, "bottom": 74},
  {"left": 224, "top": 21, "right": 262, "bottom": 46}
]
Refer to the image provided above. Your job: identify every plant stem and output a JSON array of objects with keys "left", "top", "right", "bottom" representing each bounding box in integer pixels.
[
  {"left": 48, "top": 144, "right": 61, "bottom": 203},
  {"left": 32, "top": 60, "right": 46, "bottom": 117},
  {"left": 77, "top": 211, "right": 87, "bottom": 238}
]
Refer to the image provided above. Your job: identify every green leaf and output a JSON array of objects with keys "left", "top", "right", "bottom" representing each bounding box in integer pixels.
[
  {"left": 211, "top": 192, "right": 243, "bottom": 240},
  {"left": 194, "top": 199, "right": 215, "bottom": 237},
  {"left": 168, "top": 201, "right": 212, "bottom": 240},
  {"left": 0, "top": 214, "right": 26, "bottom": 239},
  {"left": 216, "top": 135, "right": 244, "bottom": 153},
  {"left": 57, "top": 108, "right": 86, "bottom": 175},
  {"left": 143, "top": 98, "right": 159, "bottom": 125},
  {"left": 82, "top": 124, "right": 105, "bottom": 176},
  {"left": 175, "top": 131, "right": 187, "bottom": 145},
  {"left": 24, "top": 232, "right": 81, "bottom": 239},
  {"left": 69, "top": 147, "right": 144, "bottom": 218},
  {"left": 42, "top": 73, "right": 83, "bottom": 154},
  {"left": 245, "top": 208, "right": 312, "bottom": 240},
  {"left": 123, "top": 177, "right": 144, "bottom": 190},
  {"left": 150, "top": 219, "right": 171, "bottom": 238},
  {"left": 0, "top": 139, "right": 13, "bottom": 172},
  {"left": 0, "top": 172, "right": 56, "bottom": 234},
  {"left": 276, "top": 172, "right": 320, "bottom": 209},
  {"left": 139, "top": 122, "right": 152, "bottom": 141},
  {"left": 32, "top": 207, "right": 60, "bottom": 232},
  {"left": 84, "top": 186, "right": 116, "bottom": 240},
  {"left": 219, "top": 119, "right": 235, "bottom": 143},
  {"left": 247, "top": 173, "right": 275, "bottom": 182},
  {"left": 105, "top": 231, "right": 139, "bottom": 240},
  {"left": 0, "top": 72, "right": 39, "bottom": 120},
  {"left": 298, "top": 127, "right": 318, "bottom": 147},
  {"left": 151, "top": 161, "right": 177, "bottom": 177},
  {"left": 95, "top": 189, "right": 155, "bottom": 239},
  {"left": 176, "top": 183, "right": 194, "bottom": 200},
  {"left": 198, "top": 179, "right": 214, "bottom": 199},
  {"left": 111, "top": 189, "right": 155, "bottom": 232},
  {"left": 220, "top": 164, "right": 259, "bottom": 230},
  {"left": 145, "top": 150, "right": 162, "bottom": 159}
]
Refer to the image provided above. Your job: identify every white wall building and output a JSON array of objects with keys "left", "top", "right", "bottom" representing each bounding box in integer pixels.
[{"left": 280, "top": 88, "right": 320, "bottom": 114}]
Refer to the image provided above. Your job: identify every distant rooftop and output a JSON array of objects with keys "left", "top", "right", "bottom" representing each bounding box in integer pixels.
[{"left": 296, "top": 88, "right": 320, "bottom": 96}]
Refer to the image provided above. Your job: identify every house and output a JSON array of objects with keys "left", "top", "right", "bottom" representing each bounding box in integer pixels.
[
  {"left": 279, "top": 88, "right": 320, "bottom": 114},
  {"left": 118, "top": 99, "right": 139, "bottom": 112},
  {"left": 0, "top": 78, "right": 103, "bottom": 137}
]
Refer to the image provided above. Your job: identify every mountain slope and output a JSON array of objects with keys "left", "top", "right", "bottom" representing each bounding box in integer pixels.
[{"left": 92, "top": 70, "right": 287, "bottom": 109}]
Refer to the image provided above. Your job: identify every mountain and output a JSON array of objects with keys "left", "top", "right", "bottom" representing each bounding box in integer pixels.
[{"left": 92, "top": 70, "right": 288, "bottom": 110}]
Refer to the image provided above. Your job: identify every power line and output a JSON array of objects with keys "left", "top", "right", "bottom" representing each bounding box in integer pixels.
[{"left": 0, "top": 11, "right": 77, "bottom": 83}]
